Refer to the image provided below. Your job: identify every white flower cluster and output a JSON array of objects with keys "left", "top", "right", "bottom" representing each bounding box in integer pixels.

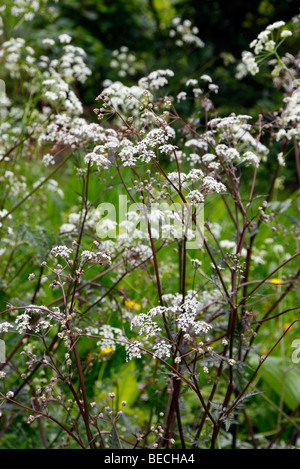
[
  {"left": 125, "top": 340, "right": 143, "bottom": 361},
  {"left": 207, "top": 115, "right": 268, "bottom": 160},
  {"left": 169, "top": 17, "right": 204, "bottom": 48},
  {"left": 34, "top": 319, "right": 53, "bottom": 334},
  {"left": 185, "top": 134, "right": 214, "bottom": 153},
  {"left": 167, "top": 168, "right": 205, "bottom": 190},
  {"left": 58, "top": 44, "right": 91, "bottom": 84},
  {"left": 177, "top": 75, "right": 218, "bottom": 102},
  {"left": 165, "top": 292, "right": 213, "bottom": 334},
  {"left": 209, "top": 114, "right": 252, "bottom": 134},
  {"left": 131, "top": 291, "right": 212, "bottom": 348},
  {"left": 97, "top": 325, "right": 124, "bottom": 352},
  {"left": 42, "top": 76, "right": 83, "bottom": 115},
  {"left": 66, "top": 205, "right": 155, "bottom": 261},
  {"left": 241, "top": 151, "right": 260, "bottom": 167},
  {"left": 100, "top": 81, "right": 147, "bottom": 114},
  {"left": 15, "top": 312, "right": 31, "bottom": 333},
  {"left": 236, "top": 21, "right": 292, "bottom": 79},
  {"left": 0, "top": 89, "right": 11, "bottom": 119},
  {"left": 0, "top": 37, "right": 28, "bottom": 78},
  {"left": 176, "top": 298, "right": 212, "bottom": 335},
  {"left": 177, "top": 91, "right": 187, "bottom": 102},
  {"left": 5, "top": 0, "right": 41, "bottom": 22},
  {"left": 201, "top": 176, "right": 226, "bottom": 194},
  {"left": 249, "top": 21, "right": 288, "bottom": 55},
  {"left": 0, "top": 322, "right": 13, "bottom": 333},
  {"left": 109, "top": 46, "right": 140, "bottom": 78},
  {"left": 213, "top": 144, "right": 261, "bottom": 167},
  {"left": 80, "top": 250, "right": 111, "bottom": 265},
  {"left": 50, "top": 245, "right": 73, "bottom": 260},
  {"left": 120, "top": 127, "right": 173, "bottom": 166},
  {"left": 276, "top": 88, "right": 300, "bottom": 141},
  {"left": 0, "top": 209, "right": 12, "bottom": 229},
  {"left": 131, "top": 306, "right": 165, "bottom": 338},
  {"left": 58, "top": 34, "right": 72, "bottom": 44},
  {"left": 38, "top": 114, "right": 109, "bottom": 149},
  {"left": 0, "top": 33, "right": 92, "bottom": 175},
  {"left": 138, "top": 69, "right": 174, "bottom": 91},
  {"left": 86, "top": 123, "right": 174, "bottom": 169},
  {"left": 236, "top": 52, "right": 259, "bottom": 79},
  {"left": 0, "top": 34, "right": 91, "bottom": 87},
  {"left": 42, "top": 153, "right": 55, "bottom": 167},
  {"left": 0, "top": 305, "right": 56, "bottom": 336},
  {"left": 166, "top": 169, "right": 226, "bottom": 204},
  {"left": 84, "top": 147, "right": 110, "bottom": 170},
  {"left": 124, "top": 244, "right": 153, "bottom": 267},
  {"left": 152, "top": 340, "right": 172, "bottom": 359},
  {"left": 119, "top": 138, "right": 155, "bottom": 167},
  {"left": 0, "top": 170, "right": 27, "bottom": 198},
  {"left": 186, "top": 190, "right": 205, "bottom": 204}
]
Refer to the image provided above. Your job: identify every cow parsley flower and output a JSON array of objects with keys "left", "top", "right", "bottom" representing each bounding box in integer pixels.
[
  {"left": 97, "top": 325, "right": 124, "bottom": 352},
  {"left": 80, "top": 250, "right": 111, "bottom": 265},
  {"left": 58, "top": 34, "right": 72, "bottom": 44},
  {"left": 236, "top": 51, "right": 259, "bottom": 79},
  {"left": 50, "top": 245, "right": 73, "bottom": 259},
  {"left": 138, "top": 69, "right": 174, "bottom": 90},
  {"left": 152, "top": 341, "right": 172, "bottom": 359},
  {"left": 42, "top": 153, "right": 55, "bottom": 166},
  {"left": 242, "top": 151, "right": 260, "bottom": 167},
  {"left": 15, "top": 312, "right": 31, "bottom": 333},
  {"left": 125, "top": 340, "right": 143, "bottom": 361},
  {"left": 280, "top": 30, "right": 292, "bottom": 39},
  {"left": 186, "top": 190, "right": 205, "bottom": 204},
  {"left": 202, "top": 177, "right": 226, "bottom": 194},
  {"left": 42, "top": 38, "right": 55, "bottom": 46},
  {"left": 0, "top": 322, "right": 13, "bottom": 333},
  {"left": 177, "top": 91, "right": 187, "bottom": 102},
  {"left": 131, "top": 307, "right": 166, "bottom": 338},
  {"left": 277, "top": 152, "right": 285, "bottom": 166},
  {"left": 84, "top": 149, "right": 110, "bottom": 170}
]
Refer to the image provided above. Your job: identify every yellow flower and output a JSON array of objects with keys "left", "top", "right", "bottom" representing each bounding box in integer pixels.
[
  {"left": 283, "top": 323, "right": 291, "bottom": 333},
  {"left": 261, "top": 347, "right": 268, "bottom": 355},
  {"left": 125, "top": 299, "right": 141, "bottom": 311},
  {"left": 100, "top": 347, "right": 113, "bottom": 355},
  {"left": 269, "top": 278, "right": 284, "bottom": 286}
]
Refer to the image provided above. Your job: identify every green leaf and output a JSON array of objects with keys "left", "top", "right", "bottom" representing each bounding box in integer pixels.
[
  {"left": 112, "top": 361, "right": 140, "bottom": 407},
  {"left": 18, "top": 225, "right": 57, "bottom": 260},
  {"left": 255, "top": 356, "right": 300, "bottom": 410},
  {"left": 282, "top": 215, "right": 300, "bottom": 227}
]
